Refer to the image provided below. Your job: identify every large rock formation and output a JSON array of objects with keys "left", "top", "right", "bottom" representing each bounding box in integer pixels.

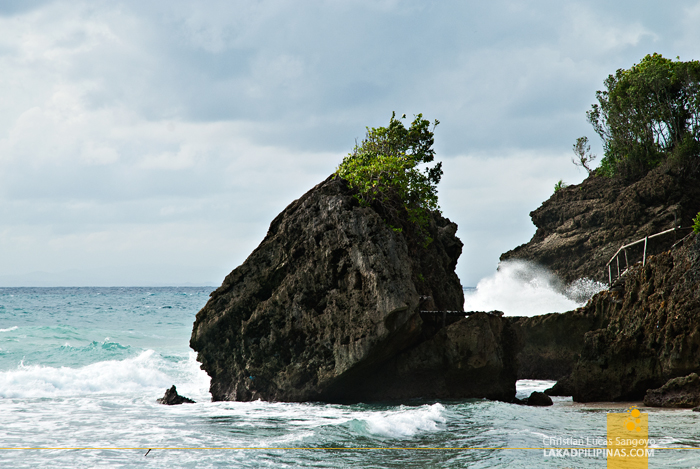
[
  {"left": 501, "top": 166, "right": 700, "bottom": 283},
  {"left": 190, "top": 175, "right": 517, "bottom": 402},
  {"left": 497, "top": 165, "right": 700, "bottom": 401},
  {"left": 509, "top": 308, "right": 606, "bottom": 380},
  {"left": 566, "top": 232, "right": 700, "bottom": 402},
  {"left": 327, "top": 311, "right": 517, "bottom": 402}
]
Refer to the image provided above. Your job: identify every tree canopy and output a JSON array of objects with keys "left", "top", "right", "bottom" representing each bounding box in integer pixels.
[
  {"left": 586, "top": 53, "right": 700, "bottom": 178},
  {"left": 336, "top": 112, "right": 442, "bottom": 244}
]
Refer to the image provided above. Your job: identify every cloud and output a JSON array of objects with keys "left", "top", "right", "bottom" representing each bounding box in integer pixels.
[
  {"left": 679, "top": 2, "right": 700, "bottom": 49},
  {"left": 440, "top": 150, "right": 588, "bottom": 286},
  {"left": 559, "top": 4, "right": 656, "bottom": 55},
  {"left": 0, "top": 0, "right": 699, "bottom": 285}
]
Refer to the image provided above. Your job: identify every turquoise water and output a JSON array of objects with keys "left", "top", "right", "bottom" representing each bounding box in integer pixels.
[{"left": 1, "top": 287, "right": 699, "bottom": 468}]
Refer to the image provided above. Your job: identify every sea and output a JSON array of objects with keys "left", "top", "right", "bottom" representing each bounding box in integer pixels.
[{"left": 2, "top": 267, "right": 700, "bottom": 468}]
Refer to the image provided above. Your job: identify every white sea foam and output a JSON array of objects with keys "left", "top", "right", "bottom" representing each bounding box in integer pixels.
[
  {"left": 360, "top": 403, "right": 446, "bottom": 438},
  {"left": 464, "top": 260, "right": 606, "bottom": 317},
  {"left": 565, "top": 277, "right": 608, "bottom": 303},
  {"left": 0, "top": 349, "right": 208, "bottom": 398},
  {"left": 173, "top": 350, "right": 212, "bottom": 400},
  {"left": 515, "top": 379, "right": 556, "bottom": 400},
  {"left": 0, "top": 326, "right": 18, "bottom": 332}
]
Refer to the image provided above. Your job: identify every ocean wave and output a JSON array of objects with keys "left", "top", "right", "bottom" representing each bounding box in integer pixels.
[
  {"left": 464, "top": 260, "right": 604, "bottom": 317},
  {"left": 515, "top": 379, "right": 557, "bottom": 400},
  {"left": 0, "top": 326, "right": 18, "bottom": 332},
  {"left": 353, "top": 403, "right": 447, "bottom": 438},
  {"left": 0, "top": 350, "right": 201, "bottom": 398},
  {"left": 58, "top": 339, "right": 130, "bottom": 353}
]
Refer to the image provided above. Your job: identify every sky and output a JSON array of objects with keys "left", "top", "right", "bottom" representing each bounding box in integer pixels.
[{"left": 1, "top": 0, "right": 699, "bottom": 287}]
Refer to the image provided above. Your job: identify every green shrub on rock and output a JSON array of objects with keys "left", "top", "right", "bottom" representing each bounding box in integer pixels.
[
  {"left": 693, "top": 211, "right": 700, "bottom": 234},
  {"left": 587, "top": 53, "right": 700, "bottom": 179},
  {"left": 336, "top": 112, "right": 442, "bottom": 244}
]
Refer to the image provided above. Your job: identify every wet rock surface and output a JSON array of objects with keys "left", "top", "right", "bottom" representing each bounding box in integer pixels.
[
  {"left": 190, "top": 175, "right": 517, "bottom": 402},
  {"left": 644, "top": 373, "right": 700, "bottom": 408},
  {"left": 501, "top": 167, "right": 700, "bottom": 283},
  {"left": 157, "top": 385, "right": 195, "bottom": 405},
  {"left": 527, "top": 391, "right": 553, "bottom": 406}
]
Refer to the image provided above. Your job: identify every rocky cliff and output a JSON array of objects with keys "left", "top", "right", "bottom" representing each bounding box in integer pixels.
[
  {"left": 501, "top": 166, "right": 700, "bottom": 283},
  {"left": 190, "top": 175, "right": 517, "bottom": 402},
  {"left": 509, "top": 309, "right": 605, "bottom": 380},
  {"left": 565, "top": 232, "right": 700, "bottom": 402}
]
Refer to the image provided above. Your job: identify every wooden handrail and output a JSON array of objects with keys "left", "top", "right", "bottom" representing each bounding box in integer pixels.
[{"left": 604, "top": 226, "right": 690, "bottom": 285}]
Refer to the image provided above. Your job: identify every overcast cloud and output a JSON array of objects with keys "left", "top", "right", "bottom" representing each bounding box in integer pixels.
[{"left": 1, "top": 0, "right": 699, "bottom": 286}]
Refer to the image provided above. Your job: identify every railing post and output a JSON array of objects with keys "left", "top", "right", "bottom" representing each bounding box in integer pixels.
[
  {"left": 643, "top": 236, "right": 648, "bottom": 266},
  {"left": 606, "top": 227, "right": 682, "bottom": 289}
]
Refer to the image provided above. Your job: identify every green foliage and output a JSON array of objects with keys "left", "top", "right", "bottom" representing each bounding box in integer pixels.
[
  {"left": 336, "top": 112, "right": 442, "bottom": 244},
  {"left": 587, "top": 53, "right": 700, "bottom": 178},
  {"left": 693, "top": 211, "right": 700, "bottom": 234},
  {"left": 572, "top": 136, "right": 597, "bottom": 174},
  {"left": 554, "top": 179, "right": 568, "bottom": 193},
  {"left": 386, "top": 222, "right": 403, "bottom": 233}
]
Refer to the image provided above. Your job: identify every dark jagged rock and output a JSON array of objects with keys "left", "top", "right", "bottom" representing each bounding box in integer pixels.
[
  {"left": 190, "top": 175, "right": 518, "bottom": 402},
  {"left": 157, "top": 385, "right": 195, "bottom": 405},
  {"left": 644, "top": 373, "right": 700, "bottom": 408},
  {"left": 567, "top": 233, "right": 700, "bottom": 402},
  {"left": 545, "top": 375, "right": 575, "bottom": 396},
  {"left": 331, "top": 312, "right": 517, "bottom": 402},
  {"left": 527, "top": 391, "right": 553, "bottom": 406},
  {"left": 509, "top": 309, "right": 605, "bottom": 380},
  {"left": 497, "top": 165, "right": 700, "bottom": 403},
  {"left": 501, "top": 167, "right": 700, "bottom": 283}
]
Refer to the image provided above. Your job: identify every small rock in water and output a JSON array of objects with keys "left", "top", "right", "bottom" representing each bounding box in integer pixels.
[
  {"left": 157, "top": 385, "right": 195, "bottom": 405},
  {"left": 527, "top": 391, "right": 553, "bottom": 406}
]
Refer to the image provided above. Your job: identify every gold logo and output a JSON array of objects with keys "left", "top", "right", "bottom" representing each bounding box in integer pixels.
[
  {"left": 607, "top": 406, "right": 649, "bottom": 468},
  {"left": 623, "top": 406, "right": 643, "bottom": 433}
]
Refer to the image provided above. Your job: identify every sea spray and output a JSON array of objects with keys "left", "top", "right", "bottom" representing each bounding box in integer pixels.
[
  {"left": 565, "top": 277, "right": 608, "bottom": 304},
  {"left": 464, "top": 260, "right": 606, "bottom": 317}
]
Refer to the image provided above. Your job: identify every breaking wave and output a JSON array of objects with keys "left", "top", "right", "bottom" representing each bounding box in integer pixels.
[
  {"left": 0, "top": 350, "right": 209, "bottom": 399},
  {"left": 464, "top": 260, "right": 606, "bottom": 317},
  {"left": 351, "top": 403, "right": 447, "bottom": 438}
]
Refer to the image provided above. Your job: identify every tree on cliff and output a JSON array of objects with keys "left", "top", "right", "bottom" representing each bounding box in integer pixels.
[
  {"left": 571, "top": 136, "right": 597, "bottom": 175},
  {"left": 586, "top": 53, "right": 700, "bottom": 178},
  {"left": 336, "top": 112, "right": 442, "bottom": 243}
]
